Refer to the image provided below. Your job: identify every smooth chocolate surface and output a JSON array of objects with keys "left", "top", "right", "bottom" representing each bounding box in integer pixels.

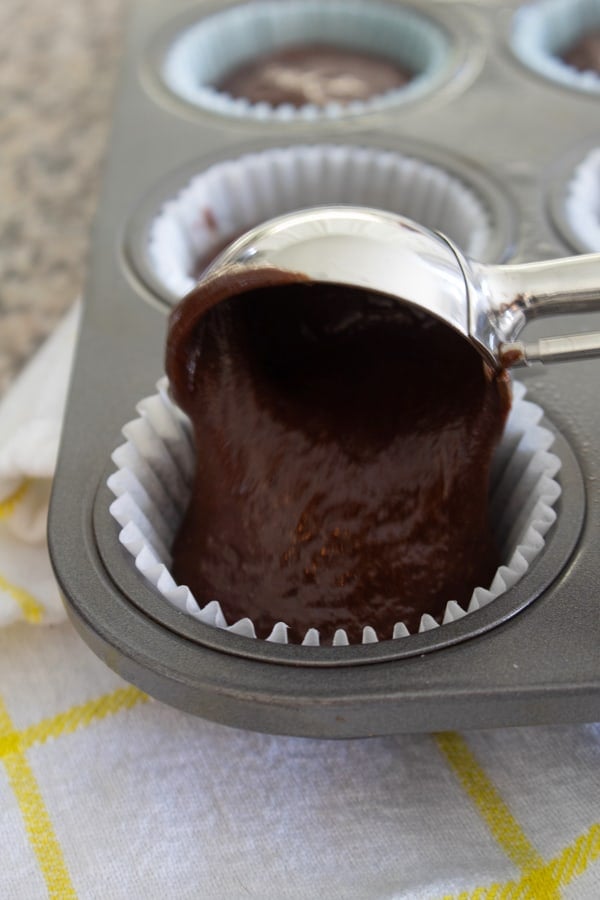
[
  {"left": 216, "top": 43, "right": 411, "bottom": 107},
  {"left": 561, "top": 31, "right": 600, "bottom": 73},
  {"left": 166, "top": 272, "right": 511, "bottom": 643}
]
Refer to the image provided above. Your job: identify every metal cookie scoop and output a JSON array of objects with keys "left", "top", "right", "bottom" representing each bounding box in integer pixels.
[{"left": 204, "top": 205, "right": 600, "bottom": 369}]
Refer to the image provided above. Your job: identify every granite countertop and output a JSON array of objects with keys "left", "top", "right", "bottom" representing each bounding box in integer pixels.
[{"left": 0, "top": 0, "right": 127, "bottom": 394}]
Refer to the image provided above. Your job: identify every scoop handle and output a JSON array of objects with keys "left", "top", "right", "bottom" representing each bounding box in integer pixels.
[
  {"left": 470, "top": 253, "right": 600, "bottom": 364},
  {"left": 500, "top": 332, "right": 600, "bottom": 367}
]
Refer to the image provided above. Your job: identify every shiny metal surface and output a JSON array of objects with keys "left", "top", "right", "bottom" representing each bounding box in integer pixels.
[
  {"left": 467, "top": 253, "right": 600, "bottom": 366},
  {"left": 211, "top": 205, "right": 470, "bottom": 336},
  {"left": 209, "top": 206, "right": 600, "bottom": 369}
]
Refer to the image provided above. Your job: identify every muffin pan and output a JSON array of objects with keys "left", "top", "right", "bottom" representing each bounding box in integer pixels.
[{"left": 49, "top": 0, "right": 600, "bottom": 737}]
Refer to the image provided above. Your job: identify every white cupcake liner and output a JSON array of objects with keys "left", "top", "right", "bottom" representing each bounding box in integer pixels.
[
  {"left": 511, "top": 0, "right": 600, "bottom": 93},
  {"left": 564, "top": 146, "right": 600, "bottom": 250},
  {"left": 107, "top": 378, "right": 561, "bottom": 647},
  {"left": 162, "top": 0, "right": 450, "bottom": 121},
  {"left": 148, "top": 144, "right": 493, "bottom": 300}
]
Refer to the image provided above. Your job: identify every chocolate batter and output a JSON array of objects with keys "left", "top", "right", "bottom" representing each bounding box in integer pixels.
[
  {"left": 216, "top": 44, "right": 411, "bottom": 107},
  {"left": 166, "top": 271, "right": 511, "bottom": 643},
  {"left": 561, "top": 31, "right": 600, "bottom": 73}
]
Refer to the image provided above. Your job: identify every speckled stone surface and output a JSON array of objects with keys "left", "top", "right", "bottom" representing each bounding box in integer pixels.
[{"left": 0, "top": 0, "right": 127, "bottom": 394}]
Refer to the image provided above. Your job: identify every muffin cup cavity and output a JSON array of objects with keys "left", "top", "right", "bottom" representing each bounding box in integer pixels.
[
  {"left": 146, "top": 144, "right": 495, "bottom": 302},
  {"left": 161, "top": 0, "right": 451, "bottom": 120},
  {"left": 511, "top": 0, "right": 600, "bottom": 93},
  {"left": 107, "top": 379, "right": 561, "bottom": 647},
  {"left": 562, "top": 147, "right": 600, "bottom": 251}
]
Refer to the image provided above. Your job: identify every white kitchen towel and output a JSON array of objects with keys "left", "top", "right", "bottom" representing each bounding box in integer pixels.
[
  {"left": 0, "top": 301, "right": 80, "bottom": 626},
  {"left": 0, "top": 307, "right": 598, "bottom": 899},
  {"left": 0, "top": 621, "right": 599, "bottom": 899}
]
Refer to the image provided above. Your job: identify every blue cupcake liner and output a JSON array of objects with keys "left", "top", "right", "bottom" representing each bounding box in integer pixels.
[
  {"left": 162, "top": 0, "right": 451, "bottom": 120},
  {"left": 511, "top": 0, "right": 600, "bottom": 93}
]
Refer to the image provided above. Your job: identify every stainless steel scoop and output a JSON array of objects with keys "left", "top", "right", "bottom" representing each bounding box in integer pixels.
[{"left": 206, "top": 205, "right": 600, "bottom": 369}]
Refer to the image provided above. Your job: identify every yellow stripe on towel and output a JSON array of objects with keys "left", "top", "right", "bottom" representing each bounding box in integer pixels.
[
  {"left": 20, "top": 686, "right": 149, "bottom": 750},
  {"left": 0, "top": 697, "right": 77, "bottom": 898},
  {"left": 444, "top": 824, "right": 600, "bottom": 898},
  {"left": 0, "top": 479, "right": 45, "bottom": 622},
  {"left": 0, "top": 687, "right": 148, "bottom": 896},
  {"left": 435, "top": 732, "right": 545, "bottom": 874},
  {"left": 0, "top": 571, "right": 44, "bottom": 623},
  {"left": 0, "top": 479, "right": 30, "bottom": 520},
  {"left": 543, "top": 824, "right": 600, "bottom": 893}
]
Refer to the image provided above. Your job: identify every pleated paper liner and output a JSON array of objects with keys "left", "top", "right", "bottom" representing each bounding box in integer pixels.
[
  {"left": 563, "top": 146, "right": 600, "bottom": 251},
  {"left": 147, "top": 144, "right": 494, "bottom": 301},
  {"left": 511, "top": 0, "right": 600, "bottom": 94},
  {"left": 162, "top": 0, "right": 450, "bottom": 121},
  {"left": 107, "top": 379, "right": 561, "bottom": 647}
]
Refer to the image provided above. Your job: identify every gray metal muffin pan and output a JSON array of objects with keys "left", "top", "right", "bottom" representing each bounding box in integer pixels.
[{"left": 48, "top": 0, "right": 600, "bottom": 738}]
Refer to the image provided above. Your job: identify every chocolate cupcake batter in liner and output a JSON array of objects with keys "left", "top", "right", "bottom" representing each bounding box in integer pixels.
[
  {"left": 563, "top": 146, "right": 600, "bottom": 251},
  {"left": 161, "top": 0, "right": 450, "bottom": 120},
  {"left": 147, "top": 145, "right": 493, "bottom": 302},
  {"left": 511, "top": 0, "right": 600, "bottom": 93},
  {"left": 108, "top": 277, "right": 561, "bottom": 646}
]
